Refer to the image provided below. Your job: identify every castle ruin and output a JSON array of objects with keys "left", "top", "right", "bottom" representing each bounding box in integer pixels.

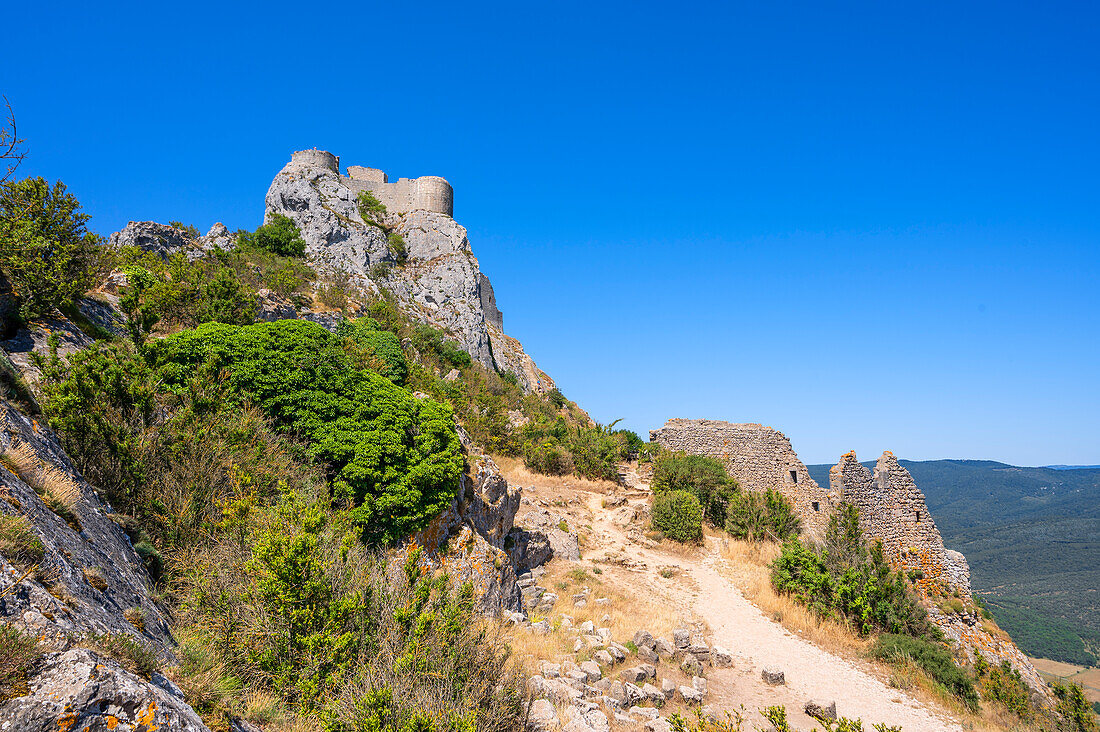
[
  {"left": 830, "top": 451, "right": 971, "bottom": 595},
  {"left": 288, "top": 149, "right": 454, "bottom": 217},
  {"left": 650, "top": 419, "right": 834, "bottom": 540}
]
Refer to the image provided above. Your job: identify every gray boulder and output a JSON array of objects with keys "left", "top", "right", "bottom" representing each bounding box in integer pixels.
[
  {"left": 761, "top": 666, "right": 785, "bottom": 685},
  {"left": 0, "top": 649, "right": 208, "bottom": 731},
  {"left": 805, "top": 699, "right": 838, "bottom": 721}
]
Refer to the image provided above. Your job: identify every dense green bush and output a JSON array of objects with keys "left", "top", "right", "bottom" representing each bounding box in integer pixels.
[
  {"left": 411, "top": 324, "right": 472, "bottom": 369},
  {"left": 0, "top": 177, "right": 104, "bottom": 320},
  {"left": 150, "top": 320, "right": 462, "bottom": 545},
  {"left": 335, "top": 317, "right": 408, "bottom": 384},
  {"left": 236, "top": 213, "right": 305, "bottom": 257},
  {"left": 387, "top": 232, "right": 408, "bottom": 263},
  {"left": 652, "top": 453, "right": 737, "bottom": 526},
  {"left": 651, "top": 489, "right": 703, "bottom": 543},
  {"left": 357, "top": 191, "right": 387, "bottom": 228},
  {"left": 871, "top": 634, "right": 978, "bottom": 709},
  {"left": 771, "top": 504, "right": 935, "bottom": 639},
  {"left": 725, "top": 488, "right": 801, "bottom": 542}
]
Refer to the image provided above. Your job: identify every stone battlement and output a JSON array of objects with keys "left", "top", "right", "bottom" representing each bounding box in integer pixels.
[{"left": 287, "top": 149, "right": 454, "bottom": 217}]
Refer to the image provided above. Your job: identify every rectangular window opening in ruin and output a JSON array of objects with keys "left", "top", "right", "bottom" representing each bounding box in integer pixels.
[
  {"left": 790, "top": 470, "right": 798, "bottom": 484},
  {"left": 812, "top": 501, "right": 820, "bottom": 511},
  {"left": 915, "top": 511, "right": 921, "bottom": 523}
]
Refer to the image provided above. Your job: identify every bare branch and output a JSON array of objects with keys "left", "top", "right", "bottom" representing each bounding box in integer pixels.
[{"left": 0, "top": 95, "right": 27, "bottom": 183}]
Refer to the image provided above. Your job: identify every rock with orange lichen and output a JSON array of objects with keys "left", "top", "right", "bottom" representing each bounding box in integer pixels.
[
  {"left": 410, "top": 427, "right": 523, "bottom": 613},
  {"left": 0, "top": 648, "right": 207, "bottom": 731}
]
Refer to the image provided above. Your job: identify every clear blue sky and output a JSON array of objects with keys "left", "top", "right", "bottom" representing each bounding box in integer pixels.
[{"left": 4, "top": 1, "right": 1098, "bottom": 465}]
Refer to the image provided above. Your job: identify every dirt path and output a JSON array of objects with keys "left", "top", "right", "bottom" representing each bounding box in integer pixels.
[{"left": 575, "top": 466, "right": 965, "bottom": 732}]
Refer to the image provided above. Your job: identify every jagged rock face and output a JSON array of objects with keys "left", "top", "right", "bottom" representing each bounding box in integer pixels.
[
  {"left": 0, "top": 400, "right": 174, "bottom": 654},
  {"left": 412, "top": 428, "right": 523, "bottom": 613},
  {"left": 265, "top": 151, "right": 551, "bottom": 390},
  {"left": 0, "top": 649, "right": 209, "bottom": 732},
  {"left": 108, "top": 221, "right": 233, "bottom": 261}
]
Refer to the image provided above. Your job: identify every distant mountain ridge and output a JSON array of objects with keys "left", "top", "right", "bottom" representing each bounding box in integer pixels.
[{"left": 807, "top": 459, "right": 1100, "bottom": 666}]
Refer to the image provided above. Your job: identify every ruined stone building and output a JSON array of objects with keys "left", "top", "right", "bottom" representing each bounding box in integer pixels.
[
  {"left": 650, "top": 419, "right": 834, "bottom": 540},
  {"left": 830, "top": 451, "right": 971, "bottom": 596},
  {"left": 287, "top": 149, "right": 454, "bottom": 217}
]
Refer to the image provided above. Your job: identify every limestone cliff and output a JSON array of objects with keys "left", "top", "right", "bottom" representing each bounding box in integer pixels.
[{"left": 264, "top": 150, "right": 555, "bottom": 394}]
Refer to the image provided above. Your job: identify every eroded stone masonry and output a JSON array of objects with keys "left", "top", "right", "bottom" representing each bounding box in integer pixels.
[
  {"left": 649, "top": 420, "right": 834, "bottom": 540},
  {"left": 652, "top": 418, "right": 1050, "bottom": 697},
  {"left": 830, "top": 451, "right": 971, "bottom": 596}
]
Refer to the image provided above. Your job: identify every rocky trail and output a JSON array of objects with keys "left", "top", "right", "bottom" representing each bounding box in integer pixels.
[{"left": 513, "top": 463, "right": 966, "bottom": 731}]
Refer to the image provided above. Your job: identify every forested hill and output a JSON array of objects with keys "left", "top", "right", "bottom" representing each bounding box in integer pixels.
[{"left": 807, "top": 459, "right": 1100, "bottom": 667}]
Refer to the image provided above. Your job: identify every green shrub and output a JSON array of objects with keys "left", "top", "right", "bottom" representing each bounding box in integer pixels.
[
  {"left": 0, "top": 513, "right": 44, "bottom": 569},
  {"left": 149, "top": 320, "right": 463, "bottom": 545},
  {"left": 651, "top": 490, "right": 703, "bottom": 543},
  {"left": 411, "top": 325, "right": 472, "bottom": 369},
  {"left": 652, "top": 453, "right": 737, "bottom": 526},
  {"left": 725, "top": 488, "right": 800, "bottom": 542},
  {"left": 0, "top": 623, "right": 42, "bottom": 702},
  {"left": 387, "top": 232, "right": 408, "bottom": 263},
  {"left": 974, "top": 653, "right": 1031, "bottom": 718},
  {"left": 523, "top": 441, "right": 574, "bottom": 476},
  {"left": 0, "top": 177, "right": 103, "bottom": 320},
  {"left": 168, "top": 221, "right": 201, "bottom": 239},
  {"left": 1052, "top": 681, "right": 1100, "bottom": 732},
  {"left": 335, "top": 317, "right": 408, "bottom": 384},
  {"left": 771, "top": 505, "right": 935, "bottom": 639},
  {"left": 237, "top": 213, "right": 305, "bottom": 257},
  {"left": 871, "top": 633, "right": 977, "bottom": 709}
]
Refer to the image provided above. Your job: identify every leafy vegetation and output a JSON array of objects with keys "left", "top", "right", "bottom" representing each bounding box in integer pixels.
[
  {"left": 652, "top": 453, "right": 737, "bottom": 526},
  {"left": 870, "top": 633, "right": 978, "bottom": 710},
  {"left": 771, "top": 504, "right": 937, "bottom": 640},
  {"left": 1052, "top": 681, "right": 1100, "bottom": 732},
  {"left": 236, "top": 213, "right": 306, "bottom": 257},
  {"left": 651, "top": 489, "right": 704, "bottom": 543},
  {"left": 808, "top": 459, "right": 1100, "bottom": 666},
  {"left": 334, "top": 317, "right": 408, "bottom": 384},
  {"left": 0, "top": 177, "right": 105, "bottom": 320},
  {"left": 356, "top": 190, "right": 388, "bottom": 229},
  {"left": 725, "top": 488, "right": 801, "bottom": 543},
  {"left": 973, "top": 651, "right": 1031, "bottom": 719}
]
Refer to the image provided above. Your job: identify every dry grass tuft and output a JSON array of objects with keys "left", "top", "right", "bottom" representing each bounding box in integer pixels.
[
  {"left": 493, "top": 455, "right": 621, "bottom": 496},
  {"left": 717, "top": 536, "right": 869, "bottom": 656},
  {"left": 1, "top": 442, "right": 82, "bottom": 510},
  {"left": 83, "top": 566, "right": 108, "bottom": 592}
]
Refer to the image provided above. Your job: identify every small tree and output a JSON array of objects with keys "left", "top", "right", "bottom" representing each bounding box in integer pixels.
[
  {"left": 0, "top": 177, "right": 101, "bottom": 320},
  {"left": 652, "top": 489, "right": 703, "bottom": 543},
  {"left": 237, "top": 213, "right": 305, "bottom": 257},
  {"left": 357, "top": 190, "right": 387, "bottom": 228}
]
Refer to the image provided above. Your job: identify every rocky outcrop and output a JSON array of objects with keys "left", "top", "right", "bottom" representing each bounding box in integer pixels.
[
  {"left": 0, "top": 649, "right": 209, "bottom": 732},
  {"left": 0, "top": 400, "right": 173, "bottom": 653},
  {"left": 108, "top": 221, "right": 234, "bottom": 261},
  {"left": 264, "top": 150, "right": 551, "bottom": 391},
  {"left": 412, "top": 427, "right": 523, "bottom": 613}
]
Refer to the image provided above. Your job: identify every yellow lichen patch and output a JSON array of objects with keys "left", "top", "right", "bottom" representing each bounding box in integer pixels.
[
  {"left": 105, "top": 714, "right": 119, "bottom": 729},
  {"left": 56, "top": 710, "right": 79, "bottom": 732},
  {"left": 136, "top": 700, "right": 159, "bottom": 730}
]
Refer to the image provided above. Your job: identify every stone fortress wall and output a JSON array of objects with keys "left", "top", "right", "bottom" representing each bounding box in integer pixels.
[
  {"left": 288, "top": 149, "right": 454, "bottom": 217},
  {"left": 650, "top": 419, "right": 834, "bottom": 540},
  {"left": 831, "top": 451, "right": 971, "bottom": 595}
]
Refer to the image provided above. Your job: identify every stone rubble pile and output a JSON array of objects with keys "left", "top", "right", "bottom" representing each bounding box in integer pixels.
[{"left": 523, "top": 618, "right": 728, "bottom": 731}]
